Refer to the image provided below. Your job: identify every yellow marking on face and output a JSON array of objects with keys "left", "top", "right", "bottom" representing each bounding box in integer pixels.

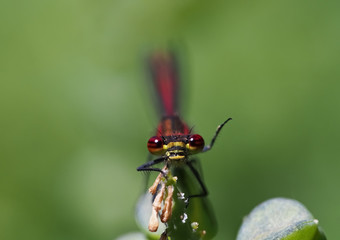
[
  {"left": 166, "top": 141, "right": 186, "bottom": 148},
  {"left": 163, "top": 141, "right": 186, "bottom": 151},
  {"left": 169, "top": 155, "right": 185, "bottom": 160},
  {"left": 163, "top": 141, "right": 187, "bottom": 160}
]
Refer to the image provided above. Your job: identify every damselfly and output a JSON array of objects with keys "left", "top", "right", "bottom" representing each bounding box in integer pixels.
[{"left": 136, "top": 50, "right": 231, "bottom": 240}]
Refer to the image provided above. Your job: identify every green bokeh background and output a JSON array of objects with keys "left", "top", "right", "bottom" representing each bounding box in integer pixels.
[{"left": 1, "top": 1, "right": 339, "bottom": 240}]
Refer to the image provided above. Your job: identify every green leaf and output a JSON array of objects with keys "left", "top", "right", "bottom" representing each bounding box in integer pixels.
[{"left": 236, "top": 198, "right": 326, "bottom": 240}]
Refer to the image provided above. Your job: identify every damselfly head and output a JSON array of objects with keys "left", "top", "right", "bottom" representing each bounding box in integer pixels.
[{"left": 147, "top": 134, "right": 205, "bottom": 158}]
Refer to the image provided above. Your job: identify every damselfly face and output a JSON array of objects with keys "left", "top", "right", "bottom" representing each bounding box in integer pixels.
[{"left": 147, "top": 134, "right": 205, "bottom": 161}]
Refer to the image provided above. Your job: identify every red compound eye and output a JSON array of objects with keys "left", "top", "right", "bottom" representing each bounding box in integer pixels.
[
  {"left": 147, "top": 136, "right": 165, "bottom": 155},
  {"left": 188, "top": 134, "right": 205, "bottom": 152}
]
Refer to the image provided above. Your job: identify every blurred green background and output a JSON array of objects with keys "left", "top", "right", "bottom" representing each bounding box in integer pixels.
[{"left": 1, "top": 0, "right": 339, "bottom": 239}]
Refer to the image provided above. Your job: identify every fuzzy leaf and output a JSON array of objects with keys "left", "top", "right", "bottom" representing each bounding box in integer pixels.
[{"left": 236, "top": 198, "right": 326, "bottom": 240}]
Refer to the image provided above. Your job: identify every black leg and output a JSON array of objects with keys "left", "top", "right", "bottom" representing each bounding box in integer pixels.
[
  {"left": 186, "top": 160, "right": 208, "bottom": 200},
  {"left": 203, "top": 117, "right": 232, "bottom": 152},
  {"left": 137, "top": 156, "right": 167, "bottom": 174}
]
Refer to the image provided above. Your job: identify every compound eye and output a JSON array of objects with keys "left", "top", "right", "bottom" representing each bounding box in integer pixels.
[
  {"left": 147, "top": 136, "right": 165, "bottom": 155},
  {"left": 187, "top": 134, "right": 205, "bottom": 153}
]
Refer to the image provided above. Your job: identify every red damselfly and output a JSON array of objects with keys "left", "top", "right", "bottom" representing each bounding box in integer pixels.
[{"left": 136, "top": 50, "right": 231, "bottom": 240}]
